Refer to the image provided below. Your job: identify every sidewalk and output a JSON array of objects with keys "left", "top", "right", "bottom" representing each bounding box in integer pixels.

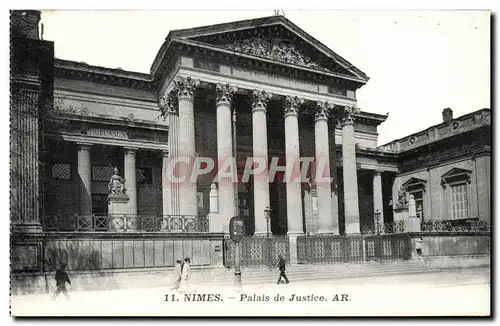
[{"left": 11, "top": 268, "right": 490, "bottom": 317}]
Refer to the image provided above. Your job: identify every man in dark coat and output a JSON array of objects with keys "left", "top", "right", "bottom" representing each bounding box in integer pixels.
[
  {"left": 52, "top": 263, "right": 71, "bottom": 300},
  {"left": 276, "top": 255, "right": 289, "bottom": 284}
]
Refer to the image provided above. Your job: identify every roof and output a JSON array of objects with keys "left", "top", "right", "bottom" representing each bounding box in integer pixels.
[
  {"left": 150, "top": 15, "right": 369, "bottom": 83},
  {"left": 378, "top": 108, "right": 491, "bottom": 153}
]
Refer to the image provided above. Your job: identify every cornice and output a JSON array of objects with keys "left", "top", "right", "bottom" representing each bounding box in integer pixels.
[
  {"left": 54, "top": 59, "right": 157, "bottom": 91},
  {"left": 152, "top": 38, "right": 367, "bottom": 91}
]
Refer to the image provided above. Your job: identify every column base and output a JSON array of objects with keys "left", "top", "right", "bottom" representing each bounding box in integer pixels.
[
  {"left": 11, "top": 222, "right": 42, "bottom": 233},
  {"left": 345, "top": 220, "right": 361, "bottom": 235}
]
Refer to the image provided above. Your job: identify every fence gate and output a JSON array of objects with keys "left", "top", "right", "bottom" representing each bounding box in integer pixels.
[
  {"left": 364, "top": 234, "right": 411, "bottom": 261},
  {"left": 224, "top": 236, "right": 290, "bottom": 267}
]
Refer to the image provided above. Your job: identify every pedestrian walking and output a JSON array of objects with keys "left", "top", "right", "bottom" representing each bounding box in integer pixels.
[
  {"left": 170, "top": 259, "right": 183, "bottom": 290},
  {"left": 415, "top": 237, "right": 426, "bottom": 264},
  {"left": 52, "top": 263, "right": 71, "bottom": 301},
  {"left": 276, "top": 255, "right": 289, "bottom": 284},
  {"left": 179, "top": 257, "right": 191, "bottom": 293}
]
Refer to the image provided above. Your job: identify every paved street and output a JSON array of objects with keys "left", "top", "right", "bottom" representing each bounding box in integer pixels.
[{"left": 11, "top": 268, "right": 490, "bottom": 317}]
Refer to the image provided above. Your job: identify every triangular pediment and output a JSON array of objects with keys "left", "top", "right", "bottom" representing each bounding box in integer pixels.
[
  {"left": 441, "top": 168, "right": 472, "bottom": 179},
  {"left": 167, "top": 15, "right": 368, "bottom": 81},
  {"left": 402, "top": 177, "right": 427, "bottom": 188}
]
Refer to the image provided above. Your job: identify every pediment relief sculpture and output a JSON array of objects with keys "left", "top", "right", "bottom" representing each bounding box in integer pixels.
[{"left": 221, "top": 37, "right": 330, "bottom": 72}]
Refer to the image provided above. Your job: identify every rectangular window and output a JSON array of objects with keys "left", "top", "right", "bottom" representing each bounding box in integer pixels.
[
  {"left": 92, "top": 166, "right": 114, "bottom": 182},
  {"left": 136, "top": 167, "right": 153, "bottom": 185},
  {"left": 410, "top": 190, "right": 424, "bottom": 220},
  {"left": 51, "top": 163, "right": 72, "bottom": 180},
  {"left": 450, "top": 183, "right": 469, "bottom": 220}
]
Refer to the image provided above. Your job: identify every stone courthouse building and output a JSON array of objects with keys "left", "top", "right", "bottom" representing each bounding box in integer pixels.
[{"left": 10, "top": 11, "right": 491, "bottom": 293}]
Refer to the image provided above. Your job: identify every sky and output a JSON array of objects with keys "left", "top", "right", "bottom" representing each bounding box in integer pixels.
[{"left": 39, "top": 10, "right": 490, "bottom": 145}]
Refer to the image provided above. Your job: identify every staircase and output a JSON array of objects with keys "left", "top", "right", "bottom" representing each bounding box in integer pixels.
[{"left": 200, "top": 254, "right": 490, "bottom": 286}]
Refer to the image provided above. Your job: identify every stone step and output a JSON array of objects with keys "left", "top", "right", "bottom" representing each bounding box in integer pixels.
[
  {"left": 216, "top": 264, "right": 432, "bottom": 280},
  {"left": 202, "top": 267, "right": 445, "bottom": 286}
]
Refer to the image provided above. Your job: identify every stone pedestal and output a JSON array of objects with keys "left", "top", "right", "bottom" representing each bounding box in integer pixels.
[
  {"left": 288, "top": 235, "right": 298, "bottom": 265},
  {"left": 393, "top": 208, "right": 409, "bottom": 223},
  {"left": 407, "top": 195, "right": 421, "bottom": 232},
  {"left": 108, "top": 194, "right": 132, "bottom": 232}
]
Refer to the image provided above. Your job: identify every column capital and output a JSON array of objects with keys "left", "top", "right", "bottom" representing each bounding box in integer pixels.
[
  {"left": 252, "top": 89, "right": 272, "bottom": 113},
  {"left": 162, "top": 149, "right": 169, "bottom": 157},
  {"left": 159, "top": 90, "right": 178, "bottom": 117},
  {"left": 216, "top": 83, "right": 237, "bottom": 106},
  {"left": 173, "top": 76, "right": 200, "bottom": 101},
  {"left": 283, "top": 95, "right": 303, "bottom": 117},
  {"left": 315, "top": 101, "right": 333, "bottom": 121},
  {"left": 123, "top": 147, "right": 139, "bottom": 155},
  {"left": 76, "top": 142, "right": 93, "bottom": 150},
  {"left": 341, "top": 105, "right": 360, "bottom": 125}
]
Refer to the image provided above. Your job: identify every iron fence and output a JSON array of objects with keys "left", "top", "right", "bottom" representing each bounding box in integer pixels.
[
  {"left": 41, "top": 214, "right": 209, "bottom": 232},
  {"left": 421, "top": 219, "right": 490, "bottom": 232},
  {"left": 224, "top": 235, "right": 290, "bottom": 268},
  {"left": 361, "top": 221, "right": 407, "bottom": 235},
  {"left": 364, "top": 235, "right": 411, "bottom": 261},
  {"left": 297, "top": 235, "right": 364, "bottom": 264}
]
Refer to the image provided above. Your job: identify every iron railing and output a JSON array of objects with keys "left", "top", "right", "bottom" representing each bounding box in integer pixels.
[
  {"left": 421, "top": 219, "right": 490, "bottom": 232},
  {"left": 361, "top": 221, "right": 407, "bottom": 235},
  {"left": 41, "top": 214, "right": 209, "bottom": 232},
  {"left": 224, "top": 235, "right": 290, "bottom": 268},
  {"left": 297, "top": 235, "right": 365, "bottom": 264}
]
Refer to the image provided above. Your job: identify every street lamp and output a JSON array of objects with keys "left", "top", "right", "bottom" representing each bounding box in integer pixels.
[
  {"left": 264, "top": 206, "right": 272, "bottom": 269},
  {"left": 375, "top": 210, "right": 382, "bottom": 235},
  {"left": 264, "top": 207, "right": 271, "bottom": 238}
]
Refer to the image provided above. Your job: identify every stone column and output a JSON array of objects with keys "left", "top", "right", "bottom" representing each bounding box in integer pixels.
[
  {"left": 77, "top": 143, "right": 92, "bottom": 218},
  {"left": 173, "top": 76, "right": 200, "bottom": 216},
  {"left": 11, "top": 88, "right": 43, "bottom": 232},
  {"left": 124, "top": 147, "right": 138, "bottom": 220},
  {"left": 342, "top": 106, "right": 361, "bottom": 234},
  {"left": 162, "top": 150, "right": 171, "bottom": 216},
  {"left": 215, "top": 83, "right": 237, "bottom": 233},
  {"left": 313, "top": 102, "right": 335, "bottom": 234},
  {"left": 372, "top": 170, "right": 384, "bottom": 229},
  {"left": 252, "top": 90, "right": 272, "bottom": 235},
  {"left": 283, "top": 96, "right": 304, "bottom": 236},
  {"left": 284, "top": 96, "right": 305, "bottom": 264},
  {"left": 159, "top": 92, "right": 178, "bottom": 217}
]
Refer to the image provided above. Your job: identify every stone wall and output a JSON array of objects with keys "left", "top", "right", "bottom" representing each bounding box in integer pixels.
[
  {"left": 393, "top": 154, "right": 491, "bottom": 222},
  {"left": 11, "top": 232, "right": 225, "bottom": 295},
  {"left": 410, "top": 232, "right": 490, "bottom": 257}
]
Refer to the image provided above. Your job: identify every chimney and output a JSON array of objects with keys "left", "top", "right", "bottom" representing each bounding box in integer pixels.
[
  {"left": 10, "top": 10, "right": 41, "bottom": 40},
  {"left": 442, "top": 108, "right": 453, "bottom": 123}
]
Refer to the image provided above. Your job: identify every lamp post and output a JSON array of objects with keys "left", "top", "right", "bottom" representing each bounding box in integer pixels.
[
  {"left": 375, "top": 210, "right": 382, "bottom": 235},
  {"left": 264, "top": 206, "right": 272, "bottom": 268},
  {"left": 232, "top": 108, "right": 242, "bottom": 292},
  {"left": 264, "top": 206, "right": 271, "bottom": 238}
]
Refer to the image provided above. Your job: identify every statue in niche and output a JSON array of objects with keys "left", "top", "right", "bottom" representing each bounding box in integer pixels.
[{"left": 108, "top": 167, "right": 126, "bottom": 196}]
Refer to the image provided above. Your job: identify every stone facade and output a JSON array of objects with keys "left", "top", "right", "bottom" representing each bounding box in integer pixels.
[{"left": 10, "top": 12, "right": 491, "bottom": 290}]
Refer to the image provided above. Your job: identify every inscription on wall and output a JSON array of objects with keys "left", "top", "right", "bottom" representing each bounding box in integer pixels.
[{"left": 87, "top": 128, "right": 128, "bottom": 139}]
